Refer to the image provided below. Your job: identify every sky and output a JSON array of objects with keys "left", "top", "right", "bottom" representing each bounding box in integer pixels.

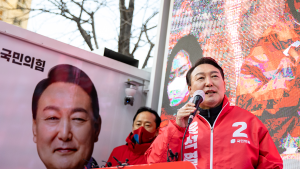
[{"left": 27, "top": 0, "right": 160, "bottom": 69}]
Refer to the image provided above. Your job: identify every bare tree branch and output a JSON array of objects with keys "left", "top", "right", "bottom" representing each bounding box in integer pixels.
[
  {"left": 130, "top": 27, "right": 143, "bottom": 55},
  {"left": 118, "top": 0, "right": 134, "bottom": 57},
  {"left": 142, "top": 43, "right": 154, "bottom": 69},
  {"left": 1, "top": 0, "right": 159, "bottom": 68},
  {"left": 91, "top": 12, "right": 99, "bottom": 49},
  {"left": 130, "top": 11, "right": 158, "bottom": 67},
  {"left": 73, "top": 0, "right": 93, "bottom": 50},
  {"left": 1, "top": 0, "right": 105, "bottom": 51}
]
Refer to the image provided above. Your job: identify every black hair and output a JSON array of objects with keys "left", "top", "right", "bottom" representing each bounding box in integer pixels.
[
  {"left": 288, "top": 0, "right": 300, "bottom": 23},
  {"left": 32, "top": 64, "right": 101, "bottom": 126},
  {"left": 133, "top": 107, "right": 161, "bottom": 128},
  {"left": 186, "top": 57, "right": 224, "bottom": 86}
]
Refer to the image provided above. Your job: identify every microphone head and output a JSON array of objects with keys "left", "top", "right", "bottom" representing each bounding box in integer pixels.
[{"left": 190, "top": 90, "right": 205, "bottom": 102}]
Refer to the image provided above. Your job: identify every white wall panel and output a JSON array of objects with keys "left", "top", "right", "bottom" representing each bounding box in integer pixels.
[{"left": 0, "top": 21, "right": 150, "bottom": 168}]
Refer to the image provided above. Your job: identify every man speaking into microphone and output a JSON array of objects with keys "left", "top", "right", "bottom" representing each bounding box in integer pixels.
[{"left": 146, "top": 57, "right": 283, "bottom": 169}]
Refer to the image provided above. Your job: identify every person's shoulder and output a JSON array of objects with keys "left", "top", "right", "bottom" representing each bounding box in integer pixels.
[
  {"left": 231, "top": 106, "right": 263, "bottom": 120},
  {"left": 232, "top": 106, "right": 253, "bottom": 115},
  {"left": 111, "top": 144, "right": 129, "bottom": 152},
  {"left": 231, "top": 106, "right": 268, "bottom": 128}
]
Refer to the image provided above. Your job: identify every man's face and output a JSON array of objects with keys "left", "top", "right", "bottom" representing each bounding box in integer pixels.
[
  {"left": 33, "top": 82, "right": 100, "bottom": 169},
  {"left": 167, "top": 50, "right": 192, "bottom": 106},
  {"left": 188, "top": 64, "right": 225, "bottom": 109},
  {"left": 132, "top": 111, "right": 158, "bottom": 135}
]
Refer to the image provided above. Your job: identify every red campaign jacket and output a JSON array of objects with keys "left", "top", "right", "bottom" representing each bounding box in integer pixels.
[
  {"left": 145, "top": 96, "right": 283, "bottom": 169},
  {"left": 107, "top": 132, "right": 152, "bottom": 167}
]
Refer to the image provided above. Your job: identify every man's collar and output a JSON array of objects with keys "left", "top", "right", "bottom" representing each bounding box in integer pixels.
[
  {"left": 198, "top": 100, "right": 223, "bottom": 116},
  {"left": 197, "top": 95, "right": 229, "bottom": 115}
]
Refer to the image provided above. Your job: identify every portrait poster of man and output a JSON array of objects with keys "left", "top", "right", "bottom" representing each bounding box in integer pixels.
[
  {"left": 0, "top": 22, "right": 148, "bottom": 168},
  {"left": 160, "top": 0, "right": 300, "bottom": 165},
  {"left": 31, "top": 64, "right": 101, "bottom": 169}
]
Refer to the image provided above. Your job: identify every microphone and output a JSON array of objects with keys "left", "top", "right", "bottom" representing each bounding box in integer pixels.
[
  {"left": 112, "top": 156, "right": 129, "bottom": 166},
  {"left": 187, "top": 90, "right": 205, "bottom": 125},
  {"left": 167, "top": 143, "right": 178, "bottom": 162},
  {"left": 181, "top": 90, "right": 205, "bottom": 161},
  {"left": 112, "top": 156, "right": 122, "bottom": 166},
  {"left": 83, "top": 157, "right": 99, "bottom": 168},
  {"left": 102, "top": 160, "right": 112, "bottom": 167}
]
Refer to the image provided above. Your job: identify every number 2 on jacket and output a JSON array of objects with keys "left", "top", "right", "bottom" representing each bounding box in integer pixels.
[{"left": 232, "top": 122, "right": 248, "bottom": 138}]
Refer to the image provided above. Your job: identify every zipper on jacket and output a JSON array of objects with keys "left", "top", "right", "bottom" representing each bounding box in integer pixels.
[
  {"left": 198, "top": 101, "right": 229, "bottom": 169},
  {"left": 210, "top": 127, "right": 213, "bottom": 169}
]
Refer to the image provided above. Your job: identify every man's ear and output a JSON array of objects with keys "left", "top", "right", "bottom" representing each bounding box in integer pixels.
[
  {"left": 94, "top": 117, "right": 101, "bottom": 142},
  {"left": 132, "top": 122, "right": 136, "bottom": 133},
  {"left": 33, "top": 120, "right": 37, "bottom": 143},
  {"left": 188, "top": 86, "right": 193, "bottom": 98},
  {"left": 155, "top": 127, "right": 160, "bottom": 136}
]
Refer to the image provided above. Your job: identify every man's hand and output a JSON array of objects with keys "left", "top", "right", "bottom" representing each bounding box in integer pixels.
[{"left": 176, "top": 102, "right": 199, "bottom": 128}]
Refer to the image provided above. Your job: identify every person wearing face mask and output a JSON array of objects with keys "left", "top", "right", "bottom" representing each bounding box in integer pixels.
[
  {"left": 106, "top": 107, "right": 161, "bottom": 167},
  {"left": 146, "top": 57, "right": 283, "bottom": 169},
  {"left": 167, "top": 50, "right": 192, "bottom": 107},
  {"left": 161, "top": 34, "right": 202, "bottom": 127}
]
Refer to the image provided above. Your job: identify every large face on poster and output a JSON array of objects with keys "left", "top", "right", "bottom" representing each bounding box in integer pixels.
[
  {"left": 0, "top": 46, "right": 102, "bottom": 168},
  {"left": 161, "top": 0, "right": 300, "bottom": 160},
  {"left": 31, "top": 64, "right": 101, "bottom": 169},
  {"left": 0, "top": 50, "right": 100, "bottom": 168}
]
